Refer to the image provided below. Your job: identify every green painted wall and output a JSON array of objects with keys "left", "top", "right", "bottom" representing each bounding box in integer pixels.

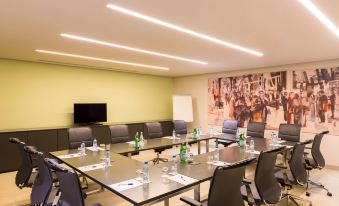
[{"left": 0, "top": 59, "right": 173, "bottom": 130}]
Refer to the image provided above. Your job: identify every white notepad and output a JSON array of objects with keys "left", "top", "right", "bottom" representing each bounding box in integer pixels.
[
  {"left": 78, "top": 163, "right": 109, "bottom": 172},
  {"left": 57, "top": 153, "right": 85, "bottom": 159},
  {"left": 163, "top": 136, "right": 181, "bottom": 140},
  {"left": 277, "top": 140, "right": 287, "bottom": 144},
  {"left": 109, "top": 179, "right": 143, "bottom": 192},
  {"left": 86, "top": 146, "right": 105, "bottom": 151},
  {"left": 207, "top": 161, "right": 230, "bottom": 167},
  {"left": 245, "top": 150, "right": 261, "bottom": 155},
  {"left": 168, "top": 174, "right": 198, "bottom": 185}
]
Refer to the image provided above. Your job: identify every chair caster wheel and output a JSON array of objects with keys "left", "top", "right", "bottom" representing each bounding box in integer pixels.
[
  {"left": 306, "top": 192, "right": 310, "bottom": 197},
  {"left": 327, "top": 192, "right": 332, "bottom": 197}
]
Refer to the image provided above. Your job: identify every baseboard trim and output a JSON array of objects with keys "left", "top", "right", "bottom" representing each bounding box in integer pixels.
[{"left": 326, "top": 165, "right": 339, "bottom": 170}]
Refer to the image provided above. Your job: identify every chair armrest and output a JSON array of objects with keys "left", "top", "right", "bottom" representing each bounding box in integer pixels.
[
  {"left": 180, "top": 196, "right": 202, "bottom": 206},
  {"left": 242, "top": 178, "right": 252, "bottom": 185},
  {"left": 305, "top": 147, "right": 312, "bottom": 150},
  {"left": 275, "top": 165, "right": 287, "bottom": 169}
]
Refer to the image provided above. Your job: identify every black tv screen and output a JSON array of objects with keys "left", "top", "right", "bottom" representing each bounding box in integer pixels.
[{"left": 74, "top": 103, "right": 107, "bottom": 124}]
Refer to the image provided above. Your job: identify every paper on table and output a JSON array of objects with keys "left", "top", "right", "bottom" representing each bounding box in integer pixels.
[
  {"left": 86, "top": 146, "right": 104, "bottom": 151},
  {"left": 168, "top": 174, "right": 198, "bottom": 185},
  {"left": 277, "top": 140, "right": 287, "bottom": 144},
  {"left": 285, "top": 145, "right": 293, "bottom": 149},
  {"left": 127, "top": 141, "right": 135, "bottom": 145},
  {"left": 57, "top": 153, "right": 85, "bottom": 159},
  {"left": 109, "top": 179, "right": 143, "bottom": 192},
  {"left": 163, "top": 136, "right": 181, "bottom": 140},
  {"left": 207, "top": 161, "right": 230, "bottom": 166},
  {"left": 78, "top": 163, "right": 108, "bottom": 172},
  {"left": 245, "top": 150, "right": 261, "bottom": 155}
]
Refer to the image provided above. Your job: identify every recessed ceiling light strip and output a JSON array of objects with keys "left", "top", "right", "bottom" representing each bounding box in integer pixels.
[
  {"left": 61, "top": 33, "right": 208, "bottom": 65},
  {"left": 35, "top": 49, "right": 169, "bottom": 70},
  {"left": 106, "top": 4, "right": 263, "bottom": 57},
  {"left": 299, "top": 0, "right": 339, "bottom": 38}
]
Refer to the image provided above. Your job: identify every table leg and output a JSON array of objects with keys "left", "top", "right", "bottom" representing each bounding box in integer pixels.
[
  {"left": 164, "top": 199, "right": 169, "bottom": 206},
  {"left": 194, "top": 185, "right": 201, "bottom": 201},
  {"left": 198, "top": 141, "right": 201, "bottom": 154},
  {"left": 128, "top": 153, "right": 132, "bottom": 158},
  {"left": 206, "top": 139, "right": 210, "bottom": 153}
]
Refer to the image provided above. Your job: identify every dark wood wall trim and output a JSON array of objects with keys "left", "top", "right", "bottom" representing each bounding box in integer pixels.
[{"left": 0, "top": 121, "right": 173, "bottom": 173}]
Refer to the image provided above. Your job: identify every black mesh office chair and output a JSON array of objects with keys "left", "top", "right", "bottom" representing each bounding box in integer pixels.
[
  {"left": 305, "top": 131, "right": 332, "bottom": 197},
  {"left": 25, "top": 146, "right": 56, "bottom": 206},
  {"left": 275, "top": 140, "right": 313, "bottom": 206},
  {"left": 242, "top": 146, "right": 286, "bottom": 205},
  {"left": 219, "top": 119, "right": 238, "bottom": 147},
  {"left": 9, "top": 137, "right": 37, "bottom": 189},
  {"left": 109, "top": 124, "right": 130, "bottom": 144},
  {"left": 68, "top": 127, "right": 93, "bottom": 149},
  {"left": 173, "top": 120, "right": 188, "bottom": 135},
  {"left": 68, "top": 127, "right": 93, "bottom": 188},
  {"left": 278, "top": 123, "right": 301, "bottom": 142},
  {"left": 109, "top": 124, "right": 139, "bottom": 156},
  {"left": 247, "top": 122, "right": 265, "bottom": 138},
  {"left": 44, "top": 158, "right": 101, "bottom": 206},
  {"left": 145, "top": 122, "right": 170, "bottom": 164},
  {"left": 180, "top": 158, "right": 255, "bottom": 206}
]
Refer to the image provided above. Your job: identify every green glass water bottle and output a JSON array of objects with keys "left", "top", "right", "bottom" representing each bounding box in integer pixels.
[
  {"left": 193, "top": 128, "right": 197, "bottom": 140},
  {"left": 180, "top": 142, "right": 187, "bottom": 163}
]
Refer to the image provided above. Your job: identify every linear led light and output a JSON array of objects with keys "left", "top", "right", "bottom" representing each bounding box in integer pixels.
[
  {"left": 299, "top": 0, "right": 339, "bottom": 38},
  {"left": 61, "top": 33, "right": 208, "bottom": 65},
  {"left": 35, "top": 49, "right": 169, "bottom": 70},
  {"left": 106, "top": 4, "right": 264, "bottom": 57}
]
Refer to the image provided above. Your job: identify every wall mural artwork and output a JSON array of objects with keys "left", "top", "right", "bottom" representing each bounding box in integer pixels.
[{"left": 208, "top": 67, "right": 339, "bottom": 134}]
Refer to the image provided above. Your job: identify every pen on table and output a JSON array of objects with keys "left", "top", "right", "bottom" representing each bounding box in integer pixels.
[
  {"left": 180, "top": 176, "right": 186, "bottom": 181},
  {"left": 118, "top": 183, "right": 134, "bottom": 186}
]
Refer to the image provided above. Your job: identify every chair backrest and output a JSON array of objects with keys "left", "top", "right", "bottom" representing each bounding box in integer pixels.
[
  {"left": 255, "top": 147, "right": 286, "bottom": 204},
  {"left": 208, "top": 158, "right": 255, "bottom": 206},
  {"left": 247, "top": 122, "right": 265, "bottom": 138},
  {"left": 68, "top": 127, "right": 93, "bottom": 149},
  {"left": 289, "top": 140, "right": 312, "bottom": 185},
  {"left": 311, "top": 131, "right": 328, "bottom": 168},
  {"left": 44, "top": 158, "right": 85, "bottom": 206},
  {"left": 173, "top": 120, "right": 187, "bottom": 135},
  {"left": 222, "top": 119, "right": 238, "bottom": 134},
  {"left": 278, "top": 124, "right": 301, "bottom": 142},
  {"left": 9, "top": 138, "right": 33, "bottom": 188},
  {"left": 144, "top": 122, "right": 163, "bottom": 139},
  {"left": 25, "top": 146, "right": 53, "bottom": 206},
  {"left": 109, "top": 124, "right": 130, "bottom": 144}
]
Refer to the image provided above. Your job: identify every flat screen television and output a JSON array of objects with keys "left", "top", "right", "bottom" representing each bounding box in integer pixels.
[{"left": 74, "top": 103, "right": 107, "bottom": 124}]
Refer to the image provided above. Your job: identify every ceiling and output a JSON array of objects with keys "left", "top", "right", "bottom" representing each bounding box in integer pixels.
[{"left": 1, "top": 0, "right": 339, "bottom": 77}]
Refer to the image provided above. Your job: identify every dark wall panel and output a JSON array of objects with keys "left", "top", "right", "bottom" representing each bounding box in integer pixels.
[
  {"left": 91, "top": 126, "right": 110, "bottom": 145},
  {"left": 57, "top": 129, "right": 69, "bottom": 150},
  {"left": 27, "top": 130, "right": 58, "bottom": 153},
  {"left": 0, "top": 132, "right": 28, "bottom": 173}
]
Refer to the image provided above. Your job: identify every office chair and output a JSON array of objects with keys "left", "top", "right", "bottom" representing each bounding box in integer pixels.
[
  {"left": 275, "top": 140, "right": 313, "bottom": 206},
  {"left": 278, "top": 123, "right": 301, "bottom": 142},
  {"left": 305, "top": 131, "right": 332, "bottom": 197},
  {"left": 180, "top": 158, "right": 255, "bottom": 206},
  {"left": 109, "top": 124, "right": 139, "bottom": 156},
  {"left": 247, "top": 122, "right": 265, "bottom": 139},
  {"left": 68, "top": 127, "right": 93, "bottom": 149},
  {"left": 44, "top": 158, "right": 102, "bottom": 206},
  {"left": 173, "top": 120, "right": 188, "bottom": 135},
  {"left": 68, "top": 127, "right": 93, "bottom": 189},
  {"left": 219, "top": 119, "right": 238, "bottom": 147},
  {"left": 25, "top": 146, "right": 57, "bottom": 206},
  {"left": 145, "top": 122, "right": 170, "bottom": 164},
  {"left": 9, "top": 137, "right": 37, "bottom": 189},
  {"left": 242, "top": 146, "right": 286, "bottom": 205}
]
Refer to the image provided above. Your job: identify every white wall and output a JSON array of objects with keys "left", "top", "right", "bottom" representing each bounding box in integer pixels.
[{"left": 174, "top": 58, "right": 339, "bottom": 167}]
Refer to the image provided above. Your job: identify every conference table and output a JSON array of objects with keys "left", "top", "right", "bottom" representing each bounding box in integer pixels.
[
  {"left": 108, "top": 133, "right": 221, "bottom": 157},
  {"left": 50, "top": 134, "right": 297, "bottom": 206}
]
